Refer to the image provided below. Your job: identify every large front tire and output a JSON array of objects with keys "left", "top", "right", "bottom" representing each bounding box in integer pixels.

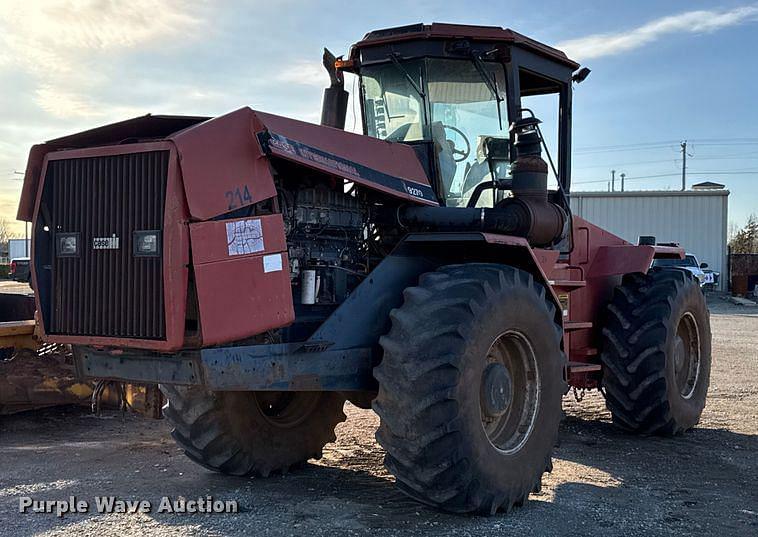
[
  {"left": 373, "top": 264, "right": 565, "bottom": 515},
  {"left": 160, "top": 386, "right": 346, "bottom": 476},
  {"left": 600, "top": 268, "right": 711, "bottom": 435}
]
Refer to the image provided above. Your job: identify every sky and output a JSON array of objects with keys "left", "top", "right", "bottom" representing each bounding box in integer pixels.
[{"left": 1, "top": 0, "right": 757, "bottom": 236}]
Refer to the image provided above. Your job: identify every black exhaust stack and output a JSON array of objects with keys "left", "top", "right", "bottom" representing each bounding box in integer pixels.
[{"left": 320, "top": 48, "right": 349, "bottom": 129}]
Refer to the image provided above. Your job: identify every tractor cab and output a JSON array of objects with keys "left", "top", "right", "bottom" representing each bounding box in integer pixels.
[
  {"left": 360, "top": 54, "right": 507, "bottom": 207},
  {"left": 330, "top": 23, "right": 584, "bottom": 213}
]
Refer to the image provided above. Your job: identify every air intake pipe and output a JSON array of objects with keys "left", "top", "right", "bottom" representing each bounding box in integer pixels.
[
  {"left": 320, "top": 48, "right": 349, "bottom": 129},
  {"left": 397, "top": 198, "right": 565, "bottom": 247},
  {"left": 397, "top": 116, "right": 567, "bottom": 247}
]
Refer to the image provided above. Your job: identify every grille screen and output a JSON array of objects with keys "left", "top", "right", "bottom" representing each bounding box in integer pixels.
[{"left": 47, "top": 151, "right": 168, "bottom": 339}]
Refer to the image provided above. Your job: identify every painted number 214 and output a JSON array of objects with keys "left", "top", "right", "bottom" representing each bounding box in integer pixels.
[{"left": 225, "top": 185, "right": 253, "bottom": 210}]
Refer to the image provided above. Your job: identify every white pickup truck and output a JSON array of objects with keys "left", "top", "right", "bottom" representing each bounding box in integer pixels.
[{"left": 652, "top": 253, "right": 719, "bottom": 288}]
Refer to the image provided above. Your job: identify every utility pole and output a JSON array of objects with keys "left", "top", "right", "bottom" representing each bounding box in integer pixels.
[
  {"left": 611, "top": 169, "right": 616, "bottom": 192},
  {"left": 620, "top": 172, "right": 626, "bottom": 192},
  {"left": 680, "top": 140, "right": 687, "bottom": 191}
]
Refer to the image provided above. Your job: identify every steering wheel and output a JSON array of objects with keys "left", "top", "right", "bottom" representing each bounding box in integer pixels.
[{"left": 442, "top": 124, "right": 471, "bottom": 162}]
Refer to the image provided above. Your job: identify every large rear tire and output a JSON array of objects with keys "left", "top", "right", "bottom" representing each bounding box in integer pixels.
[
  {"left": 160, "top": 386, "right": 346, "bottom": 476},
  {"left": 600, "top": 268, "right": 711, "bottom": 435},
  {"left": 373, "top": 264, "right": 565, "bottom": 514}
]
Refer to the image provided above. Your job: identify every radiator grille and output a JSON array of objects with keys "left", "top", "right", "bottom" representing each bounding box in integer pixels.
[{"left": 47, "top": 151, "right": 168, "bottom": 339}]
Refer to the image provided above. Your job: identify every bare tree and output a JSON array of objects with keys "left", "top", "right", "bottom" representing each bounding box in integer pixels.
[
  {"left": 729, "top": 214, "right": 758, "bottom": 254},
  {"left": 0, "top": 218, "right": 17, "bottom": 245}
]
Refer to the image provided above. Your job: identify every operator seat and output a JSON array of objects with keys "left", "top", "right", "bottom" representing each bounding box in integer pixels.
[
  {"left": 431, "top": 121, "right": 457, "bottom": 196},
  {"left": 461, "top": 136, "right": 492, "bottom": 194}
]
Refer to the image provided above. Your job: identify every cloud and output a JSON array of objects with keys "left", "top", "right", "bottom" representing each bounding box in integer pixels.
[
  {"left": 0, "top": 1, "right": 202, "bottom": 60},
  {"left": 0, "top": 1, "right": 206, "bottom": 118},
  {"left": 276, "top": 60, "right": 329, "bottom": 87},
  {"left": 34, "top": 86, "right": 103, "bottom": 119},
  {"left": 557, "top": 5, "right": 758, "bottom": 60},
  {"left": 34, "top": 86, "right": 147, "bottom": 120}
]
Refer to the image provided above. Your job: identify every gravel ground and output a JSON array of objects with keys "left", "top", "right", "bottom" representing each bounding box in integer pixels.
[{"left": 0, "top": 298, "right": 756, "bottom": 536}]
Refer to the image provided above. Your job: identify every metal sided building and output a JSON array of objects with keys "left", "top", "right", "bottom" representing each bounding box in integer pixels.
[{"left": 570, "top": 185, "right": 730, "bottom": 290}]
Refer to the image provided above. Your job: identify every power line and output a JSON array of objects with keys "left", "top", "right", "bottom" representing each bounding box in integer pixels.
[
  {"left": 689, "top": 142, "right": 758, "bottom": 147},
  {"left": 574, "top": 144, "right": 679, "bottom": 155},
  {"left": 573, "top": 158, "right": 682, "bottom": 170},
  {"left": 689, "top": 154, "right": 758, "bottom": 161},
  {"left": 574, "top": 173, "right": 681, "bottom": 185},
  {"left": 688, "top": 170, "right": 758, "bottom": 174},
  {"left": 688, "top": 138, "right": 758, "bottom": 143},
  {"left": 573, "top": 152, "right": 758, "bottom": 171},
  {"left": 573, "top": 140, "right": 680, "bottom": 152},
  {"left": 574, "top": 138, "right": 758, "bottom": 156},
  {"left": 574, "top": 170, "right": 758, "bottom": 186},
  {"left": 687, "top": 167, "right": 758, "bottom": 173}
]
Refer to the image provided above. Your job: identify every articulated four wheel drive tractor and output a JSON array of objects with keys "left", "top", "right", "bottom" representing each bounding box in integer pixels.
[{"left": 17, "top": 23, "right": 710, "bottom": 515}]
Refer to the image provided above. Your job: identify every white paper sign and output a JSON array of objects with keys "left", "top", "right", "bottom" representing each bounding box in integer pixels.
[
  {"left": 226, "top": 219, "right": 264, "bottom": 256},
  {"left": 263, "top": 253, "right": 283, "bottom": 273}
]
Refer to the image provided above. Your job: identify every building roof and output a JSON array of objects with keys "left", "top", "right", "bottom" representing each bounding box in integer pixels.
[
  {"left": 571, "top": 189, "right": 729, "bottom": 198},
  {"left": 692, "top": 181, "right": 726, "bottom": 190}
]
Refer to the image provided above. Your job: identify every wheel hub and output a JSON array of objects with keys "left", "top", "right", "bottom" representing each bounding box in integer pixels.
[
  {"left": 673, "top": 312, "right": 701, "bottom": 399},
  {"left": 480, "top": 362, "right": 513, "bottom": 418},
  {"left": 253, "top": 392, "right": 320, "bottom": 428},
  {"left": 673, "top": 337, "right": 686, "bottom": 370},
  {"left": 480, "top": 330, "right": 540, "bottom": 454}
]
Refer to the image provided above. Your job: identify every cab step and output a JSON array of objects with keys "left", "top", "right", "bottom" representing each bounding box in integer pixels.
[
  {"left": 550, "top": 280, "right": 586, "bottom": 291},
  {"left": 567, "top": 361, "right": 603, "bottom": 374},
  {"left": 564, "top": 321, "right": 593, "bottom": 331}
]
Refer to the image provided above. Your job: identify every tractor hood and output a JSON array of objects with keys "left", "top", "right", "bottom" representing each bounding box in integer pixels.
[
  {"left": 18, "top": 107, "right": 437, "bottom": 223},
  {"left": 170, "top": 108, "right": 437, "bottom": 220},
  {"left": 17, "top": 114, "right": 209, "bottom": 222}
]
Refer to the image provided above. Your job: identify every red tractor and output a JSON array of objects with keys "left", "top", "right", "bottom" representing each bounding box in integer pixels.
[{"left": 17, "top": 23, "right": 710, "bottom": 514}]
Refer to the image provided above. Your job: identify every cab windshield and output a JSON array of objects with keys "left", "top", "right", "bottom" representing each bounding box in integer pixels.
[{"left": 362, "top": 58, "right": 508, "bottom": 207}]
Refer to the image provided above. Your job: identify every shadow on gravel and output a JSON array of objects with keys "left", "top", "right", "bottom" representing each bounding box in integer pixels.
[
  {"left": 172, "top": 415, "right": 758, "bottom": 533},
  {"left": 550, "top": 414, "right": 758, "bottom": 535},
  {"left": 2, "top": 406, "right": 757, "bottom": 536}
]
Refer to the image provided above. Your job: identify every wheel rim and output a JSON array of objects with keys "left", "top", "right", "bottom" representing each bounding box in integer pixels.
[
  {"left": 673, "top": 312, "right": 701, "bottom": 399},
  {"left": 253, "top": 392, "right": 320, "bottom": 428},
  {"left": 480, "top": 330, "right": 540, "bottom": 454}
]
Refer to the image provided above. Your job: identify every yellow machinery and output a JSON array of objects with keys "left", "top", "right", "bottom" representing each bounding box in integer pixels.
[{"left": 0, "top": 292, "right": 161, "bottom": 417}]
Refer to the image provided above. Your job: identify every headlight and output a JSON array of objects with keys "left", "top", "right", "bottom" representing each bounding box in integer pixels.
[
  {"left": 56, "top": 232, "right": 80, "bottom": 257},
  {"left": 133, "top": 230, "right": 161, "bottom": 257}
]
